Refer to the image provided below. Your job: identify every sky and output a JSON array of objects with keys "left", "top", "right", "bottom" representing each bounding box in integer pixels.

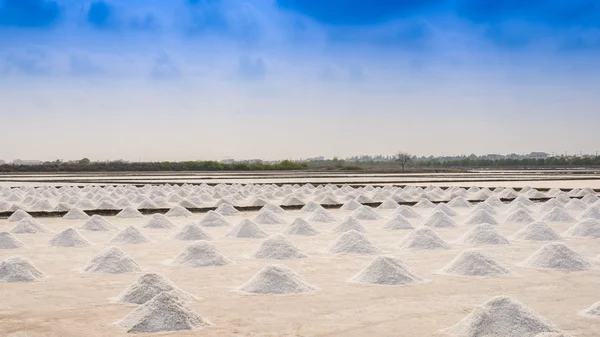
[{"left": 1, "top": 0, "right": 600, "bottom": 162}]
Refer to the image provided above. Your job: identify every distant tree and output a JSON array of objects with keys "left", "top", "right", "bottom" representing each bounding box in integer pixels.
[
  {"left": 79, "top": 158, "right": 91, "bottom": 165},
  {"left": 396, "top": 151, "right": 413, "bottom": 171}
]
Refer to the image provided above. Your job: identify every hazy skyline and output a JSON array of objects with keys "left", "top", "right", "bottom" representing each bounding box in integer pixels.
[{"left": 1, "top": 0, "right": 600, "bottom": 162}]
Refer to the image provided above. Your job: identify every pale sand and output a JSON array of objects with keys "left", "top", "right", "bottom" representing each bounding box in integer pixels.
[{"left": 2, "top": 204, "right": 600, "bottom": 336}]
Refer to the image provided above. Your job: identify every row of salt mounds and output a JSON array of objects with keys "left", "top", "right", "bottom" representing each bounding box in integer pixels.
[
  {"left": 284, "top": 218, "right": 320, "bottom": 236},
  {"left": 350, "top": 256, "right": 423, "bottom": 286},
  {"left": 84, "top": 247, "right": 143, "bottom": 274},
  {"left": 383, "top": 214, "right": 413, "bottom": 230},
  {"left": 307, "top": 208, "right": 337, "bottom": 223},
  {"left": 111, "top": 226, "right": 152, "bottom": 244},
  {"left": 513, "top": 221, "right": 561, "bottom": 241},
  {"left": 117, "top": 291, "right": 208, "bottom": 333},
  {"left": 441, "top": 250, "right": 511, "bottom": 277},
  {"left": 118, "top": 273, "right": 196, "bottom": 304},
  {"left": 238, "top": 264, "right": 316, "bottom": 294},
  {"left": 200, "top": 211, "right": 230, "bottom": 227},
  {"left": 563, "top": 219, "right": 600, "bottom": 238},
  {"left": 505, "top": 208, "right": 536, "bottom": 224},
  {"left": 0, "top": 232, "right": 25, "bottom": 249},
  {"left": 173, "top": 224, "right": 213, "bottom": 241},
  {"left": 253, "top": 209, "right": 285, "bottom": 225},
  {"left": 457, "top": 224, "right": 510, "bottom": 245},
  {"left": 251, "top": 235, "right": 307, "bottom": 260},
  {"left": 465, "top": 209, "right": 498, "bottom": 225},
  {"left": 63, "top": 207, "right": 89, "bottom": 220},
  {"left": 0, "top": 256, "right": 44, "bottom": 282},
  {"left": 117, "top": 206, "right": 145, "bottom": 218},
  {"left": 143, "top": 214, "right": 177, "bottom": 228},
  {"left": 540, "top": 207, "right": 575, "bottom": 222},
  {"left": 11, "top": 217, "right": 51, "bottom": 234},
  {"left": 165, "top": 205, "right": 193, "bottom": 218},
  {"left": 329, "top": 230, "right": 380, "bottom": 254},
  {"left": 226, "top": 220, "right": 268, "bottom": 239},
  {"left": 442, "top": 296, "right": 566, "bottom": 337},
  {"left": 215, "top": 203, "right": 239, "bottom": 216},
  {"left": 399, "top": 227, "right": 450, "bottom": 250},
  {"left": 49, "top": 228, "right": 92, "bottom": 248},
  {"left": 351, "top": 205, "right": 383, "bottom": 220},
  {"left": 421, "top": 211, "right": 456, "bottom": 228},
  {"left": 521, "top": 242, "right": 592, "bottom": 271},
  {"left": 172, "top": 241, "right": 231, "bottom": 267},
  {"left": 81, "top": 215, "right": 118, "bottom": 231},
  {"left": 333, "top": 216, "right": 367, "bottom": 233}
]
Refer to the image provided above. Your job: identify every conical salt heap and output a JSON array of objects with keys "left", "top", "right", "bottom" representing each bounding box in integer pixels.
[
  {"left": 465, "top": 209, "right": 498, "bottom": 225},
  {"left": 392, "top": 205, "right": 421, "bottom": 218},
  {"left": 0, "top": 232, "right": 24, "bottom": 249},
  {"left": 262, "top": 203, "right": 286, "bottom": 214},
  {"left": 110, "top": 226, "right": 152, "bottom": 244},
  {"left": 307, "top": 208, "right": 337, "bottom": 223},
  {"left": 118, "top": 272, "right": 196, "bottom": 305},
  {"left": 563, "top": 219, "right": 600, "bottom": 238},
  {"left": 414, "top": 198, "right": 435, "bottom": 208},
  {"left": 350, "top": 255, "right": 422, "bottom": 286},
  {"left": 448, "top": 197, "right": 471, "bottom": 208},
  {"left": 251, "top": 235, "right": 307, "bottom": 260},
  {"left": 226, "top": 219, "right": 268, "bottom": 238},
  {"left": 165, "top": 205, "right": 193, "bottom": 218},
  {"left": 173, "top": 223, "right": 213, "bottom": 241},
  {"left": 333, "top": 216, "right": 367, "bottom": 233},
  {"left": 468, "top": 202, "right": 497, "bottom": 215},
  {"left": 433, "top": 203, "right": 457, "bottom": 216},
  {"left": 199, "top": 211, "right": 230, "bottom": 227},
  {"left": 0, "top": 256, "right": 44, "bottom": 282},
  {"left": 253, "top": 209, "right": 286, "bottom": 225},
  {"left": 117, "top": 291, "right": 208, "bottom": 333},
  {"left": 340, "top": 199, "right": 362, "bottom": 211},
  {"left": 522, "top": 242, "right": 591, "bottom": 270},
  {"left": 172, "top": 241, "right": 231, "bottom": 267},
  {"left": 329, "top": 230, "right": 380, "bottom": 254},
  {"left": 63, "top": 208, "right": 89, "bottom": 220},
  {"left": 513, "top": 221, "right": 561, "bottom": 241},
  {"left": 215, "top": 203, "right": 239, "bottom": 216},
  {"left": 421, "top": 211, "right": 457, "bottom": 228},
  {"left": 580, "top": 205, "right": 600, "bottom": 220},
  {"left": 116, "top": 206, "right": 145, "bottom": 218},
  {"left": 442, "top": 296, "right": 565, "bottom": 337},
  {"left": 143, "top": 213, "right": 177, "bottom": 229},
  {"left": 351, "top": 206, "right": 382, "bottom": 220},
  {"left": 540, "top": 207, "right": 575, "bottom": 222},
  {"left": 582, "top": 301, "right": 600, "bottom": 317},
  {"left": 377, "top": 198, "right": 399, "bottom": 210},
  {"left": 383, "top": 214, "right": 413, "bottom": 230},
  {"left": 238, "top": 264, "right": 316, "bottom": 295},
  {"left": 83, "top": 247, "right": 142, "bottom": 274},
  {"left": 399, "top": 227, "right": 450, "bottom": 250},
  {"left": 48, "top": 228, "right": 91, "bottom": 247},
  {"left": 565, "top": 199, "right": 587, "bottom": 211},
  {"left": 8, "top": 209, "right": 32, "bottom": 222},
  {"left": 507, "top": 202, "right": 533, "bottom": 214},
  {"left": 505, "top": 208, "right": 536, "bottom": 224},
  {"left": 301, "top": 201, "right": 322, "bottom": 212},
  {"left": 10, "top": 217, "right": 50, "bottom": 234},
  {"left": 284, "top": 218, "right": 320, "bottom": 236},
  {"left": 442, "top": 250, "right": 511, "bottom": 277},
  {"left": 458, "top": 224, "right": 510, "bottom": 245},
  {"left": 484, "top": 195, "right": 504, "bottom": 207},
  {"left": 81, "top": 214, "right": 119, "bottom": 231}
]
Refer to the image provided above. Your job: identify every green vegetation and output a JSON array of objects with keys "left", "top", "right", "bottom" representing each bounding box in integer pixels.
[{"left": 414, "top": 156, "right": 600, "bottom": 168}]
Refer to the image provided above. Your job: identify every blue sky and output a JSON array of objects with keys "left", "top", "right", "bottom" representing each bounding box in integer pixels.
[{"left": 1, "top": 0, "right": 599, "bottom": 161}]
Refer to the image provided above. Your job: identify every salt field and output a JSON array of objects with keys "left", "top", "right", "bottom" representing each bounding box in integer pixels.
[{"left": 2, "top": 182, "right": 600, "bottom": 336}]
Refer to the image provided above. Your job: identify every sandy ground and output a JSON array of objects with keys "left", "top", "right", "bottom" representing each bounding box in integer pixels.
[{"left": 2, "top": 204, "right": 600, "bottom": 336}]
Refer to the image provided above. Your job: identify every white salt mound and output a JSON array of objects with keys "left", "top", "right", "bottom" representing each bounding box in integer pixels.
[
  {"left": 563, "top": 219, "right": 600, "bottom": 238},
  {"left": 333, "top": 216, "right": 367, "bottom": 233},
  {"left": 81, "top": 214, "right": 118, "bottom": 231},
  {"left": 301, "top": 201, "right": 322, "bottom": 212},
  {"left": 383, "top": 214, "right": 413, "bottom": 230},
  {"left": 172, "top": 241, "right": 231, "bottom": 267},
  {"left": 0, "top": 232, "right": 24, "bottom": 249},
  {"left": 469, "top": 202, "right": 497, "bottom": 215},
  {"left": 215, "top": 203, "right": 239, "bottom": 216},
  {"left": 49, "top": 228, "right": 91, "bottom": 248},
  {"left": 340, "top": 199, "right": 362, "bottom": 211},
  {"left": 199, "top": 211, "right": 230, "bottom": 227},
  {"left": 251, "top": 235, "right": 307, "bottom": 260},
  {"left": 262, "top": 203, "right": 286, "bottom": 214},
  {"left": 173, "top": 224, "right": 213, "bottom": 241},
  {"left": 307, "top": 208, "right": 337, "bottom": 223},
  {"left": 84, "top": 247, "right": 142, "bottom": 274},
  {"left": 117, "top": 291, "right": 208, "bottom": 333},
  {"left": 351, "top": 206, "right": 383, "bottom": 220},
  {"left": 442, "top": 296, "right": 565, "bottom": 337},
  {"left": 392, "top": 205, "right": 421, "bottom": 218},
  {"left": 165, "top": 205, "right": 193, "bottom": 218},
  {"left": 8, "top": 209, "right": 32, "bottom": 222},
  {"left": 434, "top": 203, "right": 457, "bottom": 216},
  {"left": 284, "top": 218, "right": 320, "bottom": 236},
  {"left": 118, "top": 273, "right": 195, "bottom": 305},
  {"left": 253, "top": 209, "right": 286, "bottom": 225},
  {"left": 414, "top": 198, "right": 435, "bottom": 208},
  {"left": 458, "top": 224, "right": 510, "bottom": 245},
  {"left": 110, "top": 226, "right": 152, "bottom": 244},
  {"left": 421, "top": 211, "right": 456, "bottom": 228},
  {"left": 329, "top": 230, "right": 380, "bottom": 254},
  {"left": 465, "top": 209, "right": 498, "bottom": 225},
  {"left": 505, "top": 209, "right": 536, "bottom": 224},
  {"left": 582, "top": 301, "right": 600, "bottom": 317},
  {"left": 442, "top": 250, "right": 511, "bottom": 277},
  {"left": 10, "top": 217, "right": 50, "bottom": 234},
  {"left": 0, "top": 256, "right": 44, "bottom": 282},
  {"left": 399, "top": 227, "right": 450, "bottom": 250},
  {"left": 448, "top": 197, "right": 471, "bottom": 208},
  {"left": 513, "top": 221, "right": 561, "bottom": 241},
  {"left": 116, "top": 207, "right": 145, "bottom": 219},
  {"left": 350, "top": 255, "right": 422, "bottom": 286},
  {"left": 143, "top": 213, "right": 177, "bottom": 228},
  {"left": 226, "top": 219, "right": 268, "bottom": 238},
  {"left": 580, "top": 205, "right": 600, "bottom": 220},
  {"left": 63, "top": 208, "right": 89, "bottom": 220},
  {"left": 541, "top": 207, "right": 575, "bottom": 222},
  {"left": 378, "top": 198, "right": 399, "bottom": 210},
  {"left": 522, "top": 242, "right": 591, "bottom": 270},
  {"left": 238, "top": 264, "right": 316, "bottom": 295}
]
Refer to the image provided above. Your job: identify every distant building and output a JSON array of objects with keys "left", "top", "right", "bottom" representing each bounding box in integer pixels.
[
  {"left": 12, "top": 159, "right": 43, "bottom": 165},
  {"left": 526, "top": 152, "right": 549, "bottom": 159}
]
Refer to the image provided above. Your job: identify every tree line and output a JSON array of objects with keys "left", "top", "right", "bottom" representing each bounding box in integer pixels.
[{"left": 413, "top": 156, "right": 600, "bottom": 168}]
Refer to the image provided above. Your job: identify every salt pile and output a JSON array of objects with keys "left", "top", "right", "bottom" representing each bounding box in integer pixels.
[
  {"left": 117, "top": 291, "right": 208, "bottom": 333},
  {"left": 253, "top": 209, "right": 286, "bottom": 225},
  {"left": 262, "top": 203, "right": 286, "bottom": 214},
  {"left": 199, "top": 211, "right": 230, "bottom": 227},
  {"left": 580, "top": 205, "right": 600, "bottom": 220},
  {"left": 173, "top": 223, "right": 213, "bottom": 241},
  {"left": 433, "top": 203, "right": 457, "bottom": 216},
  {"left": 81, "top": 214, "right": 118, "bottom": 231},
  {"left": 0, "top": 256, "right": 44, "bottom": 282},
  {"left": 10, "top": 217, "right": 50, "bottom": 234},
  {"left": 469, "top": 202, "right": 497, "bottom": 215},
  {"left": 215, "top": 203, "right": 239, "bottom": 216},
  {"left": 340, "top": 199, "right": 362, "bottom": 211},
  {"left": 414, "top": 198, "right": 435, "bottom": 208},
  {"left": 441, "top": 250, "right": 511, "bottom": 277},
  {"left": 172, "top": 241, "right": 231, "bottom": 267},
  {"left": 382, "top": 214, "right": 413, "bottom": 230},
  {"left": 350, "top": 255, "right": 422, "bottom": 286},
  {"left": 83, "top": 247, "right": 142, "bottom": 274},
  {"left": 143, "top": 213, "right": 177, "bottom": 228},
  {"left": 48, "top": 228, "right": 91, "bottom": 247},
  {"left": 582, "top": 301, "right": 600, "bottom": 317},
  {"left": 421, "top": 211, "right": 457, "bottom": 228},
  {"left": 458, "top": 224, "right": 510, "bottom": 245},
  {"left": 563, "top": 219, "right": 600, "bottom": 238},
  {"left": 513, "top": 221, "right": 561, "bottom": 241},
  {"left": 110, "top": 226, "right": 152, "bottom": 244},
  {"left": 284, "top": 218, "right": 320, "bottom": 236},
  {"left": 392, "top": 205, "right": 421, "bottom": 218},
  {"left": 377, "top": 198, "right": 399, "bottom": 210},
  {"left": 329, "top": 230, "right": 380, "bottom": 254},
  {"left": 522, "top": 242, "right": 591, "bottom": 270},
  {"left": 442, "top": 296, "right": 565, "bottom": 337},
  {"left": 251, "top": 235, "right": 307, "bottom": 260},
  {"left": 116, "top": 206, "right": 145, "bottom": 218},
  {"left": 508, "top": 202, "right": 533, "bottom": 214},
  {"left": 351, "top": 206, "right": 383, "bottom": 220},
  {"left": 505, "top": 209, "right": 535, "bottom": 224},
  {"left": 238, "top": 264, "right": 316, "bottom": 294},
  {"left": 226, "top": 219, "right": 268, "bottom": 238},
  {"left": 8, "top": 209, "right": 32, "bottom": 222},
  {"left": 465, "top": 209, "right": 498, "bottom": 225},
  {"left": 165, "top": 205, "right": 193, "bottom": 217},
  {"left": 333, "top": 216, "right": 367, "bottom": 233},
  {"left": 484, "top": 196, "right": 504, "bottom": 207},
  {"left": 541, "top": 207, "right": 575, "bottom": 222},
  {"left": 118, "top": 273, "right": 195, "bottom": 305},
  {"left": 398, "top": 227, "right": 450, "bottom": 250},
  {"left": 448, "top": 197, "right": 471, "bottom": 208},
  {"left": 63, "top": 208, "right": 89, "bottom": 220},
  {"left": 565, "top": 199, "right": 587, "bottom": 211},
  {"left": 0, "top": 232, "right": 24, "bottom": 249},
  {"left": 301, "top": 201, "right": 322, "bottom": 212},
  {"left": 307, "top": 208, "right": 337, "bottom": 223}
]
